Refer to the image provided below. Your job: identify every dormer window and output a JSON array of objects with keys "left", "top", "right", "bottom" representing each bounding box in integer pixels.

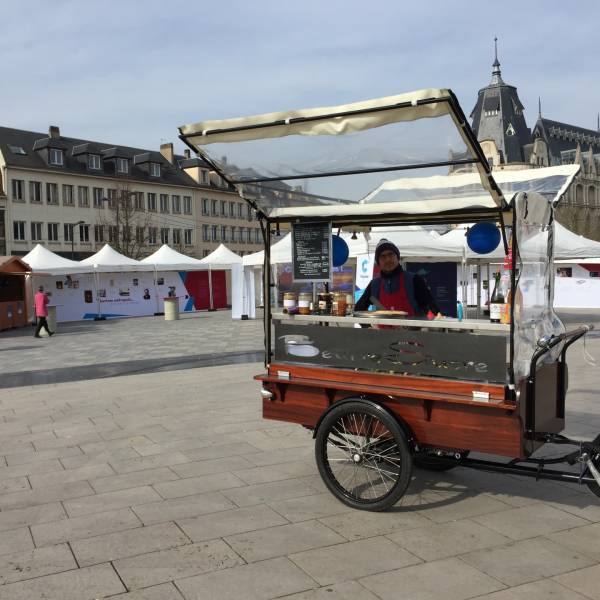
[
  {"left": 49, "top": 148, "right": 64, "bottom": 166},
  {"left": 9, "top": 145, "right": 26, "bottom": 155},
  {"left": 116, "top": 157, "right": 129, "bottom": 174},
  {"left": 150, "top": 162, "right": 161, "bottom": 177},
  {"left": 88, "top": 154, "right": 101, "bottom": 170}
]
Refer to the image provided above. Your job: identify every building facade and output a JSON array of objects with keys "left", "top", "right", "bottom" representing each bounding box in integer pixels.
[
  {"left": 0, "top": 126, "right": 262, "bottom": 259},
  {"left": 469, "top": 43, "right": 600, "bottom": 239}
]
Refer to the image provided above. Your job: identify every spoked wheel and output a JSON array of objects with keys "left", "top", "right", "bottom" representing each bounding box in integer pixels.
[
  {"left": 315, "top": 401, "right": 412, "bottom": 511},
  {"left": 585, "top": 450, "right": 600, "bottom": 498}
]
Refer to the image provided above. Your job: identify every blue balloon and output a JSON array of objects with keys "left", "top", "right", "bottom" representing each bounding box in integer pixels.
[
  {"left": 467, "top": 222, "right": 501, "bottom": 254},
  {"left": 332, "top": 235, "right": 349, "bottom": 267}
]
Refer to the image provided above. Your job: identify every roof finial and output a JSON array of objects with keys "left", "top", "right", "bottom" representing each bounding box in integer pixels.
[
  {"left": 597, "top": 113, "right": 599, "bottom": 132},
  {"left": 490, "top": 36, "right": 504, "bottom": 85},
  {"left": 538, "top": 97, "right": 542, "bottom": 119}
]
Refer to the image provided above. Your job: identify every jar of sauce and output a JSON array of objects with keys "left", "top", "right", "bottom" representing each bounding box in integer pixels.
[
  {"left": 283, "top": 292, "right": 297, "bottom": 313},
  {"left": 332, "top": 292, "right": 347, "bottom": 316},
  {"left": 298, "top": 292, "right": 312, "bottom": 315}
]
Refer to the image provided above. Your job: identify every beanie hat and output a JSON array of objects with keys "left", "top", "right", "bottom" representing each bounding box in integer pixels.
[{"left": 374, "top": 239, "right": 400, "bottom": 265}]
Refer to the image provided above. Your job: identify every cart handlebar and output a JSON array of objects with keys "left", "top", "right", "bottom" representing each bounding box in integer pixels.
[
  {"left": 530, "top": 324, "right": 594, "bottom": 380},
  {"left": 537, "top": 324, "right": 594, "bottom": 352}
]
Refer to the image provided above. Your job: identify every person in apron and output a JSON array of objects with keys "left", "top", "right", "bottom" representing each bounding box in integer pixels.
[{"left": 354, "top": 239, "right": 441, "bottom": 317}]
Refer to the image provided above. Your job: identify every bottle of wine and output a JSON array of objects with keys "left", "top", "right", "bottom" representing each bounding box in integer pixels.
[{"left": 489, "top": 272, "right": 504, "bottom": 323}]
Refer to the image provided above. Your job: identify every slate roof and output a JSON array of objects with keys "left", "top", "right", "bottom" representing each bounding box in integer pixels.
[
  {"left": 470, "top": 81, "right": 531, "bottom": 163},
  {"left": 532, "top": 118, "right": 600, "bottom": 161},
  {"left": 0, "top": 126, "right": 200, "bottom": 188},
  {"left": 468, "top": 45, "right": 533, "bottom": 164}
]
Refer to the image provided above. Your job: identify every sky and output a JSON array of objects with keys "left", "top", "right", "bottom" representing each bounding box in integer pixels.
[{"left": 1, "top": 0, "right": 598, "bottom": 154}]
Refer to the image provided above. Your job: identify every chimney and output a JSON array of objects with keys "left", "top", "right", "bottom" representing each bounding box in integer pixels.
[
  {"left": 184, "top": 149, "right": 191, "bottom": 158},
  {"left": 160, "top": 142, "right": 174, "bottom": 164},
  {"left": 49, "top": 125, "right": 60, "bottom": 139}
]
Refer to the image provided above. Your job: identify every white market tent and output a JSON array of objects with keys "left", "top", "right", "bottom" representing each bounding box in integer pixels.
[
  {"left": 140, "top": 244, "right": 207, "bottom": 270},
  {"left": 242, "top": 232, "right": 370, "bottom": 267},
  {"left": 242, "top": 234, "right": 291, "bottom": 267},
  {"left": 438, "top": 221, "right": 600, "bottom": 261},
  {"left": 368, "top": 226, "right": 463, "bottom": 259},
  {"left": 198, "top": 244, "right": 249, "bottom": 319},
  {"left": 79, "top": 244, "right": 154, "bottom": 272},
  {"left": 23, "top": 244, "right": 91, "bottom": 275},
  {"left": 199, "top": 244, "right": 243, "bottom": 267},
  {"left": 553, "top": 223, "right": 600, "bottom": 259}
]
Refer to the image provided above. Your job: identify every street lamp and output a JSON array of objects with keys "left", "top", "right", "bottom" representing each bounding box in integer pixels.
[{"left": 70, "top": 221, "right": 85, "bottom": 259}]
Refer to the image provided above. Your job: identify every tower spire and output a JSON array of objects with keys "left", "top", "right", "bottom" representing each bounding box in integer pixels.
[{"left": 491, "top": 36, "right": 504, "bottom": 85}]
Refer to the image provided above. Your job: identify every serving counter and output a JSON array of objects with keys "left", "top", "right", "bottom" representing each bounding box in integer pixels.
[{"left": 272, "top": 312, "right": 510, "bottom": 383}]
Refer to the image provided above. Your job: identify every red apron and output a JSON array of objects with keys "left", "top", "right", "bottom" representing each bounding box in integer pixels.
[{"left": 378, "top": 276, "right": 415, "bottom": 316}]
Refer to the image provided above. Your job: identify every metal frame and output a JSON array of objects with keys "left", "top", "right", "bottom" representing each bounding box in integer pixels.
[{"left": 420, "top": 445, "right": 600, "bottom": 487}]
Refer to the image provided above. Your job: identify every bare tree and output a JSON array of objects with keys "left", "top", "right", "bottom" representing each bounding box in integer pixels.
[{"left": 98, "top": 183, "right": 153, "bottom": 258}]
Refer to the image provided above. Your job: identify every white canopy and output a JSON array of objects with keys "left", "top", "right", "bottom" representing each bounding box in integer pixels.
[
  {"left": 553, "top": 222, "right": 600, "bottom": 259},
  {"left": 369, "top": 226, "right": 463, "bottom": 260},
  {"left": 438, "top": 221, "right": 600, "bottom": 261},
  {"left": 79, "top": 244, "right": 154, "bottom": 272},
  {"left": 242, "top": 232, "right": 370, "bottom": 267},
  {"left": 199, "top": 244, "right": 242, "bottom": 268},
  {"left": 23, "top": 244, "right": 92, "bottom": 275},
  {"left": 140, "top": 244, "right": 207, "bottom": 271}
]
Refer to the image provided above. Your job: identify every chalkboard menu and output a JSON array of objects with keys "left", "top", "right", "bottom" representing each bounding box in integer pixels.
[{"left": 292, "top": 222, "right": 332, "bottom": 282}]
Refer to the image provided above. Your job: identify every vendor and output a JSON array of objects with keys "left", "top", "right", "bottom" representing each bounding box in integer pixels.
[{"left": 354, "top": 239, "right": 442, "bottom": 317}]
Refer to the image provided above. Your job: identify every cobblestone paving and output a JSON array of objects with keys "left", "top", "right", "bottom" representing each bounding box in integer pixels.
[{"left": 0, "top": 311, "right": 598, "bottom": 598}]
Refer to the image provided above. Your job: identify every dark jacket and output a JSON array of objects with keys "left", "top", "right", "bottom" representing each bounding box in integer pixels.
[{"left": 354, "top": 265, "right": 440, "bottom": 315}]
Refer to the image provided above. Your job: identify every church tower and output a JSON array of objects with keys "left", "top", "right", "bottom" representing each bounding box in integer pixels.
[{"left": 470, "top": 39, "right": 531, "bottom": 166}]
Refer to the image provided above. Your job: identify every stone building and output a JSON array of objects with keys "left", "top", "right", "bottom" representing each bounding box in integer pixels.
[
  {"left": 469, "top": 41, "right": 600, "bottom": 239},
  {"left": 0, "top": 126, "right": 263, "bottom": 259}
]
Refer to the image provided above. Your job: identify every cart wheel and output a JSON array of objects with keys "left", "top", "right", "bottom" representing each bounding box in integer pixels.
[
  {"left": 315, "top": 401, "right": 412, "bottom": 511},
  {"left": 414, "top": 451, "right": 470, "bottom": 472},
  {"left": 586, "top": 451, "right": 600, "bottom": 499}
]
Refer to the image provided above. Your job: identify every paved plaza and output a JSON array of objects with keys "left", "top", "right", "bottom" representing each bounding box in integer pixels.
[{"left": 0, "top": 311, "right": 598, "bottom": 598}]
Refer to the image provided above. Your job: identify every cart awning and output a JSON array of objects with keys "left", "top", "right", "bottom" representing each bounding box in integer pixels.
[{"left": 180, "top": 89, "right": 506, "bottom": 221}]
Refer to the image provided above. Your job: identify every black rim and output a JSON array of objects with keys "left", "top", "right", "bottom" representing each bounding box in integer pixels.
[{"left": 322, "top": 410, "right": 403, "bottom": 504}]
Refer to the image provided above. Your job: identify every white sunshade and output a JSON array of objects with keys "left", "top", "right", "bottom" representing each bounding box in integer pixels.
[
  {"left": 140, "top": 244, "right": 207, "bottom": 271},
  {"left": 23, "top": 244, "right": 92, "bottom": 275},
  {"left": 267, "top": 165, "right": 581, "bottom": 221},
  {"left": 79, "top": 244, "right": 154, "bottom": 272},
  {"left": 180, "top": 88, "right": 504, "bottom": 219},
  {"left": 199, "top": 244, "right": 243, "bottom": 268}
]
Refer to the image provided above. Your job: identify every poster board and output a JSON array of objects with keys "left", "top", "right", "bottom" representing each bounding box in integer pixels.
[{"left": 292, "top": 221, "right": 331, "bottom": 282}]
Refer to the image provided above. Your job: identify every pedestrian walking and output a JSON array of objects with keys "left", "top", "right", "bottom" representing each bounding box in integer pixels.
[{"left": 34, "top": 285, "right": 54, "bottom": 338}]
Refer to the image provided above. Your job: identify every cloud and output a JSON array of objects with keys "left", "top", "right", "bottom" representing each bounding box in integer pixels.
[{"left": 1, "top": 0, "right": 598, "bottom": 152}]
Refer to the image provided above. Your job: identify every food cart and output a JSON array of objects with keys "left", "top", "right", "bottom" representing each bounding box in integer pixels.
[{"left": 180, "top": 89, "right": 600, "bottom": 511}]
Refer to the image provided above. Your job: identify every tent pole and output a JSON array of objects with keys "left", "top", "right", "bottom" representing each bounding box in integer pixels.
[
  {"left": 153, "top": 266, "right": 162, "bottom": 315},
  {"left": 208, "top": 265, "right": 214, "bottom": 311},
  {"left": 476, "top": 262, "right": 481, "bottom": 320},
  {"left": 486, "top": 262, "right": 491, "bottom": 310},
  {"left": 93, "top": 270, "right": 105, "bottom": 321}
]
